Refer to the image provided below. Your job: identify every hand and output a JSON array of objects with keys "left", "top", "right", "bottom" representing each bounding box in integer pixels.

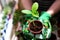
[
  {"left": 39, "top": 11, "right": 51, "bottom": 27},
  {"left": 39, "top": 11, "right": 52, "bottom": 39}
]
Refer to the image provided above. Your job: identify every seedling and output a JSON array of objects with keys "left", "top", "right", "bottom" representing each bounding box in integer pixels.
[{"left": 21, "top": 2, "right": 39, "bottom": 17}]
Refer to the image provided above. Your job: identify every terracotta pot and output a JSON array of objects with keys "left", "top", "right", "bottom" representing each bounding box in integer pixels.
[{"left": 28, "top": 20, "right": 43, "bottom": 34}]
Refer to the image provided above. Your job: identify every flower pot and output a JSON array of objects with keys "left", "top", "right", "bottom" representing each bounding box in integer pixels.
[{"left": 28, "top": 20, "right": 43, "bottom": 34}]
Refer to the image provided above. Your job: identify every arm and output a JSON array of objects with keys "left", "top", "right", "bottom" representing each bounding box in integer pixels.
[
  {"left": 47, "top": 0, "right": 60, "bottom": 16},
  {"left": 39, "top": 0, "right": 60, "bottom": 27},
  {"left": 21, "top": 0, "right": 32, "bottom": 10}
]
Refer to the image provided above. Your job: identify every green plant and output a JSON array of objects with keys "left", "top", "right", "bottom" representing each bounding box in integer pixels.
[
  {"left": 21, "top": 2, "right": 39, "bottom": 17},
  {"left": 15, "top": 2, "right": 52, "bottom": 40}
]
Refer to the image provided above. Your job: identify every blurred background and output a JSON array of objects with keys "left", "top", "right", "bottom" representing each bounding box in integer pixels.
[{"left": 0, "top": 0, "right": 60, "bottom": 40}]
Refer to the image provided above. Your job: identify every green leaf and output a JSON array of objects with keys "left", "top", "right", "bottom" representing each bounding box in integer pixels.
[
  {"left": 32, "top": 11, "right": 39, "bottom": 17},
  {"left": 21, "top": 10, "right": 32, "bottom": 14},
  {"left": 32, "top": 2, "right": 39, "bottom": 13}
]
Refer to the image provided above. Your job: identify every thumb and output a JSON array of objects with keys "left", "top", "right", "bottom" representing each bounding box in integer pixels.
[{"left": 43, "top": 20, "right": 49, "bottom": 28}]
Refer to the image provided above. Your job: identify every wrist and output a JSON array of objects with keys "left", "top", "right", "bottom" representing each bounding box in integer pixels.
[{"left": 47, "top": 10, "right": 54, "bottom": 16}]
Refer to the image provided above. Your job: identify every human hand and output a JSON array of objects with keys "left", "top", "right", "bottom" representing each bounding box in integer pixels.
[
  {"left": 39, "top": 11, "right": 51, "bottom": 28},
  {"left": 39, "top": 11, "right": 52, "bottom": 39}
]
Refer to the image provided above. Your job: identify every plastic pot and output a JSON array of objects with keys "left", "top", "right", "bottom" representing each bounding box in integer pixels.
[{"left": 28, "top": 20, "right": 43, "bottom": 34}]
